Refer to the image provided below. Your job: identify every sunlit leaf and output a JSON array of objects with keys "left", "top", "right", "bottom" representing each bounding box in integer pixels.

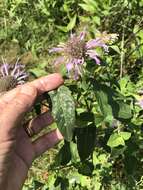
[
  {"left": 107, "top": 133, "right": 125, "bottom": 148},
  {"left": 107, "top": 132, "right": 131, "bottom": 148},
  {"left": 79, "top": 3, "right": 95, "bottom": 13},
  {"left": 110, "top": 45, "right": 121, "bottom": 54},
  {"left": 67, "top": 15, "right": 77, "bottom": 31},
  {"left": 120, "top": 132, "right": 131, "bottom": 141},
  {"left": 70, "top": 141, "right": 80, "bottom": 163}
]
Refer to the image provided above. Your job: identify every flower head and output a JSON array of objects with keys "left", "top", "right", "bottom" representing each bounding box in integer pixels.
[
  {"left": 0, "top": 58, "right": 28, "bottom": 92},
  {"left": 50, "top": 31, "right": 118, "bottom": 79}
]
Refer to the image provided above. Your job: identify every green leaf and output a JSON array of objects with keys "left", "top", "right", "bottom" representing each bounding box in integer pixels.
[
  {"left": 77, "top": 161, "right": 94, "bottom": 176},
  {"left": 76, "top": 125, "right": 96, "bottom": 161},
  {"left": 107, "top": 133, "right": 125, "bottom": 148},
  {"left": 119, "top": 76, "right": 129, "bottom": 94},
  {"left": 107, "top": 132, "right": 131, "bottom": 148},
  {"left": 79, "top": 0, "right": 97, "bottom": 14},
  {"left": 104, "top": 115, "right": 114, "bottom": 125},
  {"left": 59, "top": 64, "right": 67, "bottom": 77},
  {"left": 67, "top": 15, "right": 77, "bottom": 31},
  {"left": 76, "top": 112, "right": 94, "bottom": 127},
  {"left": 83, "top": 0, "right": 98, "bottom": 7},
  {"left": 111, "top": 146, "right": 127, "bottom": 158},
  {"left": 49, "top": 86, "right": 75, "bottom": 141},
  {"left": 94, "top": 114, "right": 104, "bottom": 126},
  {"left": 47, "top": 174, "right": 56, "bottom": 188},
  {"left": 117, "top": 102, "right": 132, "bottom": 120},
  {"left": 33, "top": 181, "right": 44, "bottom": 190},
  {"left": 92, "top": 82, "right": 115, "bottom": 118},
  {"left": 120, "top": 132, "right": 131, "bottom": 141},
  {"left": 79, "top": 4, "right": 95, "bottom": 13},
  {"left": 54, "top": 141, "right": 71, "bottom": 166},
  {"left": 29, "top": 62, "right": 48, "bottom": 77},
  {"left": 133, "top": 24, "right": 140, "bottom": 33},
  {"left": 91, "top": 80, "right": 133, "bottom": 121},
  {"left": 54, "top": 176, "right": 69, "bottom": 189},
  {"left": 56, "top": 25, "right": 68, "bottom": 32},
  {"left": 124, "top": 155, "right": 138, "bottom": 175},
  {"left": 93, "top": 16, "right": 100, "bottom": 25},
  {"left": 70, "top": 142, "right": 80, "bottom": 163},
  {"left": 110, "top": 45, "right": 121, "bottom": 54},
  {"left": 29, "top": 68, "right": 47, "bottom": 77}
]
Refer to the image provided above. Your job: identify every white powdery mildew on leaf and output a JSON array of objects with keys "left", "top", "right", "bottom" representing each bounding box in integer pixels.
[{"left": 49, "top": 86, "right": 75, "bottom": 141}]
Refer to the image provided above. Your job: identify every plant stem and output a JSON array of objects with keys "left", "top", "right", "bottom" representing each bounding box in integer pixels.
[{"left": 120, "top": 28, "right": 125, "bottom": 79}]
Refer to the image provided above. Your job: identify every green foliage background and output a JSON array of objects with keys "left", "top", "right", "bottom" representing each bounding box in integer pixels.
[{"left": 1, "top": 0, "right": 143, "bottom": 189}]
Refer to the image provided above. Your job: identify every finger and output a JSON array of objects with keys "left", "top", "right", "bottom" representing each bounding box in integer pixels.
[
  {"left": 0, "top": 73, "right": 63, "bottom": 129},
  {"left": 28, "top": 73, "right": 64, "bottom": 96},
  {"left": 33, "top": 129, "right": 63, "bottom": 157},
  {"left": 0, "top": 85, "right": 45, "bottom": 111},
  {"left": 0, "top": 73, "right": 63, "bottom": 107},
  {"left": 0, "top": 91, "right": 47, "bottom": 111},
  {"left": 26, "top": 111, "right": 54, "bottom": 137}
]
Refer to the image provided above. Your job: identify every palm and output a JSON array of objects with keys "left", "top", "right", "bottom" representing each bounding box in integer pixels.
[
  {"left": 7, "top": 127, "right": 35, "bottom": 188},
  {"left": 2, "top": 113, "right": 62, "bottom": 190},
  {"left": 15, "top": 127, "right": 35, "bottom": 169}
]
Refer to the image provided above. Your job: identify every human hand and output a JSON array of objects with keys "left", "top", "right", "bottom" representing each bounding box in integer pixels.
[{"left": 0, "top": 73, "right": 63, "bottom": 190}]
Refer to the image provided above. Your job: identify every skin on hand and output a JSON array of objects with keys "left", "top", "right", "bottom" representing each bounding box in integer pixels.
[{"left": 0, "top": 73, "right": 64, "bottom": 190}]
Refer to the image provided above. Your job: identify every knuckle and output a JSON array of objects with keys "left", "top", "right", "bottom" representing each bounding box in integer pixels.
[
  {"left": 12, "top": 85, "right": 37, "bottom": 110},
  {"left": 20, "top": 84, "right": 37, "bottom": 98},
  {"left": 38, "top": 78, "right": 47, "bottom": 91}
]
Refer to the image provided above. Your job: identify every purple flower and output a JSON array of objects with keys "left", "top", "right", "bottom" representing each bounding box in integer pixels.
[
  {"left": 0, "top": 58, "right": 28, "bottom": 85},
  {"left": 50, "top": 31, "right": 118, "bottom": 79}
]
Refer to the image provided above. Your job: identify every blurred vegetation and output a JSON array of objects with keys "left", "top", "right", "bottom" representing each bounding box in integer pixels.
[{"left": 1, "top": 0, "right": 143, "bottom": 189}]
